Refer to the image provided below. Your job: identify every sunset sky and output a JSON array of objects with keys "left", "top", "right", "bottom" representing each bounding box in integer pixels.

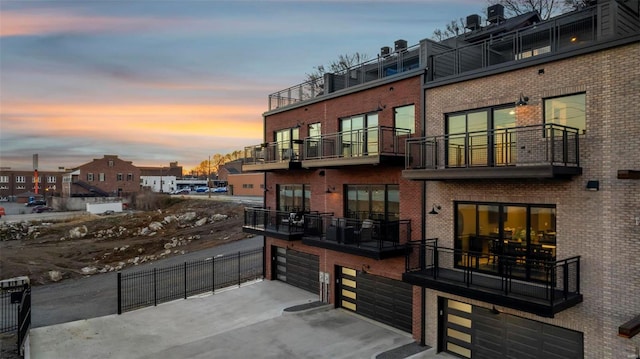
[{"left": 0, "top": 0, "right": 479, "bottom": 172}]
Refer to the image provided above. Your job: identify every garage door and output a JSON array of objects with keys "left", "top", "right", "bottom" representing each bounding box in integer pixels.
[
  {"left": 273, "top": 246, "right": 319, "bottom": 294},
  {"left": 441, "top": 298, "right": 583, "bottom": 359},
  {"left": 339, "top": 267, "right": 413, "bottom": 333}
]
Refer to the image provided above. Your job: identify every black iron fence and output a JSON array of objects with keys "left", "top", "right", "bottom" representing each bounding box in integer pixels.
[
  {"left": 117, "top": 248, "right": 263, "bottom": 314},
  {"left": 17, "top": 288, "right": 31, "bottom": 357},
  {"left": 1, "top": 283, "right": 29, "bottom": 334}
]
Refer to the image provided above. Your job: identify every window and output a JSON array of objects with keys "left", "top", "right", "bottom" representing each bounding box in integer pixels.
[
  {"left": 108, "top": 160, "right": 114, "bottom": 167},
  {"left": 394, "top": 104, "right": 415, "bottom": 134},
  {"left": 47, "top": 176, "right": 56, "bottom": 183},
  {"left": 242, "top": 184, "right": 254, "bottom": 189},
  {"left": 0, "top": 176, "right": 8, "bottom": 183},
  {"left": 446, "top": 105, "right": 516, "bottom": 167},
  {"left": 87, "top": 173, "right": 94, "bottom": 181},
  {"left": 277, "top": 184, "right": 310, "bottom": 212},
  {"left": 306, "top": 123, "right": 322, "bottom": 158},
  {"left": 455, "top": 202, "right": 556, "bottom": 281},
  {"left": 127, "top": 173, "right": 133, "bottom": 181},
  {"left": 32, "top": 176, "right": 41, "bottom": 183},
  {"left": 275, "top": 127, "right": 300, "bottom": 161},
  {"left": 117, "top": 173, "right": 123, "bottom": 181},
  {"left": 345, "top": 184, "right": 399, "bottom": 221},
  {"left": 340, "top": 112, "right": 378, "bottom": 156},
  {"left": 544, "top": 93, "right": 586, "bottom": 133},
  {"left": 99, "top": 173, "right": 105, "bottom": 182},
  {"left": 16, "top": 176, "right": 25, "bottom": 183}
]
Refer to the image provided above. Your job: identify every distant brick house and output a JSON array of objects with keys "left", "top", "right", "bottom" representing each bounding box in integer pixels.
[
  {"left": 0, "top": 169, "right": 64, "bottom": 203},
  {"left": 218, "top": 159, "right": 264, "bottom": 196},
  {"left": 63, "top": 155, "right": 141, "bottom": 197}
]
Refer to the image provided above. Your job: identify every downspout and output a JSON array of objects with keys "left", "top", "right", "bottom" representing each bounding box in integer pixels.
[
  {"left": 262, "top": 114, "right": 268, "bottom": 280},
  {"left": 420, "top": 66, "right": 428, "bottom": 347}
]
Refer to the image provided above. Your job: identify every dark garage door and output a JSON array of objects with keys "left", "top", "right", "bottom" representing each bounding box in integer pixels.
[
  {"left": 273, "top": 246, "right": 319, "bottom": 294},
  {"left": 442, "top": 298, "right": 583, "bottom": 359},
  {"left": 339, "top": 267, "right": 413, "bottom": 333}
]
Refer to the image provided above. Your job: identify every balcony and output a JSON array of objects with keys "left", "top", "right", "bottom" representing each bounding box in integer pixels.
[
  {"left": 403, "top": 239, "right": 582, "bottom": 318},
  {"left": 403, "top": 123, "right": 582, "bottom": 180},
  {"left": 268, "top": 44, "right": 421, "bottom": 111},
  {"left": 301, "top": 215, "right": 410, "bottom": 260},
  {"left": 242, "top": 140, "right": 303, "bottom": 172},
  {"left": 242, "top": 208, "right": 319, "bottom": 241},
  {"left": 301, "top": 126, "right": 410, "bottom": 168}
]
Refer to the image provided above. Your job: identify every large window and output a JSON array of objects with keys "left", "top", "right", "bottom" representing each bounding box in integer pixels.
[
  {"left": 345, "top": 184, "right": 399, "bottom": 221},
  {"left": 455, "top": 202, "right": 556, "bottom": 281},
  {"left": 275, "top": 127, "right": 300, "bottom": 161},
  {"left": 446, "top": 105, "right": 516, "bottom": 167},
  {"left": 277, "top": 184, "right": 310, "bottom": 213},
  {"left": 340, "top": 112, "right": 378, "bottom": 156},
  {"left": 544, "top": 93, "right": 586, "bottom": 133},
  {"left": 394, "top": 104, "right": 415, "bottom": 134}
]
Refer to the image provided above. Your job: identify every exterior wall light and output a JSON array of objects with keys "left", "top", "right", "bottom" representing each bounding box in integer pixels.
[
  {"left": 586, "top": 180, "right": 599, "bottom": 191},
  {"left": 516, "top": 93, "right": 529, "bottom": 106},
  {"left": 428, "top": 204, "right": 441, "bottom": 215}
]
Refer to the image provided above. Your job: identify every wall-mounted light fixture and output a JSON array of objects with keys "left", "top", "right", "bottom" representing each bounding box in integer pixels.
[
  {"left": 264, "top": 186, "right": 272, "bottom": 192},
  {"left": 586, "top": 180, "right": 599, "bottom": 191},
  {"left": 491, "top": 305, "right": 500, "bottom": 315},
  {"left": 515, "top": 93, "right": 529, "bottom": 106},
  {"left": 376, "top": 101, "right": 386, "bottom": 112},
  {"left": 326, "top": 186, "right": 336, "bottom": 194},
  {"left": 318, "top": 170, "right": 325, "bottom": 177},
  {"left": 428, "top": 204, "right": 441, "bottom": 215},
  {"left": 294, "top": 121, "right": 305, "bottom": 128}
]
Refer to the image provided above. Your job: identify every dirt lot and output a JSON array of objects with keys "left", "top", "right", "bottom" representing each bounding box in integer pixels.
[{"left": 0, "top": 197, "right": 251, "bottom": 286}]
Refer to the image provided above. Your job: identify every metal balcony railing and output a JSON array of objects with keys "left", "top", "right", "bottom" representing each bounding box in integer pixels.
[
  {"left": 304, "top": 126, "right": 411, "bottom": 161},
  {"left": 303, "top": 214, "right": 411, "bottom": 251},
  {"left": 268, "top": 44, "right": 421, "bottom": 110},
  {"left": 405, "top": 239, "right": 581, "bottom": 309},
  {"left": 405, "top": 123, "right": 580, "bottom": 170},
  {"left": 243, "top": 140, "right": 303, "bottom": 166},
  {"left": 243, "top": 207, "right": 315, "bottom": 236}
]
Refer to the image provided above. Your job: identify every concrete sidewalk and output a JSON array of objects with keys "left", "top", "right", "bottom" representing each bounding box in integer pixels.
[{"left": 29, "top": 280, "right": 448, "bottom": 359}]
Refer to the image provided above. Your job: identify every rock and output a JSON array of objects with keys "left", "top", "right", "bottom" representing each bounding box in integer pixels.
[
  {"left": 48, "top": 270, "right": 62, "bottom": 282},
  {"left": 69, "top": 225, "right": 88, "bottom": 239},
  {"left": 148, "top": 222, "right": 163, "bottom": 231},
  {"left": 212, "top": 214, "right": 228, "bottom": 221},
  {"left": 195, "top": 218, "right": 208, "bottom": 227},
  {"left": 179, "top": 212, "right": 197, "bottom": 222},
  {"left": 81, "top": 266, "right": 98, "bottom": 275}
]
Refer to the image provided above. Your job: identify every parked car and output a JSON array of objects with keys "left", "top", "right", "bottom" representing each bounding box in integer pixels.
[
  {"left": 212, "top": 187, "right": 228, "bottom": 193},
  {"left": 25, "top": 200, "right": 46, "bottom": 207},
  {"left": 0, "top": 206, "right": 5, "bottom": 218},
  {"left": 195, "top": 187, "right": 209, "bottom": 193},
  {"left": 171, "top": 188, "right": 190, "bottom": 195},
  {"left": 31, "top": 205, "right": 54, "bottom": 213}
]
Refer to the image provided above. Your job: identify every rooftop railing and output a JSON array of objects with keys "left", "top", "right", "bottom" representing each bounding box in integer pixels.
[
  {"left": 428, "top": 2, "right": 639, "bottom": 81},
  {"left": 405, "top": 123, "right": 580, "bottom": 170},
  {"left": 268, "top": 44, "right": 421, "bottom": 111},
  {"left": 243, "top": 140, "right": 302, "bottom": 166}
]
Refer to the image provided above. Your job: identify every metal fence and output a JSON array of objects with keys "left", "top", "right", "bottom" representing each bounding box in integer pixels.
[{"left": 117, "top": 248, "right": 264, "bottom": 314}]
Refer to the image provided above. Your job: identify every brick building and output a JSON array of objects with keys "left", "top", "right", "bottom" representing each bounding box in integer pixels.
[
  {"left": 219, "top": 160, "right": 264, "bottom": 196},
  {"left": 63, "top": 155, "right": 141, "bottom": 197},
  {"left": 0, "top": 169, "right": 64, "bottom": 203},
  {"left": 243, "top": 1, "right": 639, "bottom": 358}
]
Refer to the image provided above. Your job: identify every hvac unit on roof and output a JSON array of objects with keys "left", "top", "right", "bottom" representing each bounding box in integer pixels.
[
  {"left": 380, "top": 46, "right": 391, "bottom": 57},
  {"left": 487, "top": 4, "right": 505, "bottom": 24},
  {"left": 465, "top": 14, "right": 481, "bottom": 31},
  {"left": 394, "top": 39, "right": 407, "bottom": 52}
]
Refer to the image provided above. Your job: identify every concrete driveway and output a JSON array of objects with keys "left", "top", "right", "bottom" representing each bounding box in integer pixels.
[{"left": 29, "top": 280, "right": 442, "bottom": 359}]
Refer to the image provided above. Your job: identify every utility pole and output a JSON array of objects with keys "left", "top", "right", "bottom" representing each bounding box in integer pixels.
[{"left": 208, "top": 155, "right": 211, "bottom": 198}]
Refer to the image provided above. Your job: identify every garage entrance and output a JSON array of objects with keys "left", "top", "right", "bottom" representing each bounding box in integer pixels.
[
  {"left": 338, "top": 266, "right": 413, "bottom": 333},
  {"left": 273, "top": 246, "right": 319, "bottom": 294},
  {"left": 440, "top": 298, "right": 583, "bottom": 358}
]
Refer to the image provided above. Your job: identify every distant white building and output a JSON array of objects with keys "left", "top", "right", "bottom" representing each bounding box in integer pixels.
[{"left": 140, "top": 175, "right": 176, "bottom": 193}]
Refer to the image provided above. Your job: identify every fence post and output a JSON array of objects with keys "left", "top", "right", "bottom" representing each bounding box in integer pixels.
[
  {"left": 237, "top": 251, "right": 241, "bottom": 287},
  {"left": 117, "top": 272, "right": 122, "bottom": 315},
  {"left": 212, "top": 256, "right": 215, "bottom": 294},
  {"left": 153, "top": 268, "right": 157, "bottom": 307},
  {"left": 184, "top": 262, "right": 188, "bottom": 299}
]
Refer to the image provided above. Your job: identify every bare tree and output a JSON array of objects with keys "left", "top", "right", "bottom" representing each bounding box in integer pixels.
[
  {"left": 486, "top": 0, "right": 589, "bottom": 20},
  {"left": 432, "top": 18, "right": 466, "bottom": 41},
  {"left": 305, "top": 52, "right": 369, "bottom": 84}
]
